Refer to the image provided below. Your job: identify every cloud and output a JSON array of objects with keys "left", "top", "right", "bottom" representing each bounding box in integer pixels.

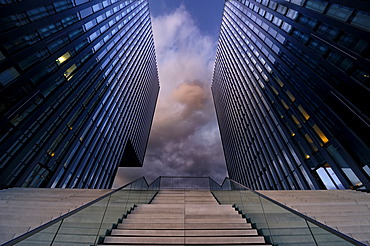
[{"left": 112, "top": 5, "right": 227, "bottom": 188}]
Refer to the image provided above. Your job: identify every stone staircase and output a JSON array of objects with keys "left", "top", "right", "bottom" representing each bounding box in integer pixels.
[
  {"left": 259, "top": 190, "right": 370, "bottom": 246},
  {"left": 99, "top": 190, "right": 271, "bottom": 245}
]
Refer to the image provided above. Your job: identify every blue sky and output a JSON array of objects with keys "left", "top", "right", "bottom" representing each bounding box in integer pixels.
[
  {"left": 149, "top": 0, "right": 224, "bottom": 38},
  {"left": 113, "top": 0, "right": 227, "bottom": 187}
]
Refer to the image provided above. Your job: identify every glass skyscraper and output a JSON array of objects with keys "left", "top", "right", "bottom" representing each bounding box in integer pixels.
[
  {"left": 213, "top": 0, "right": 370, "bottom": 190},
  {"left": 0, "top": 0, "right": 159, "bottom": 188}
]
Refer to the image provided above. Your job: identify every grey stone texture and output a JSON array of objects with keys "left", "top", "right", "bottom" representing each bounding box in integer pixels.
[
  {"left": 100, "top": 190, "right": 271, "bottom": 245},
  {"left": 259, "top": 189, "right": 370, "bottom": 246}
]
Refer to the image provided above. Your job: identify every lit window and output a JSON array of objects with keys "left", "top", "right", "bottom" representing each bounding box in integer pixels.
[
  {"left": 286, "top": 90, "right": 295, "bottom": 102},
  {"left": 281, "top": 99, "right": 289, "bottom": 109},
  {"left": 312, "top": 124, "right": 329, "bottom": 143},
  {"left": 64, "top": 64, "right": 77, "bottom": 79},
  {"left": 291, "top": 115, "right": 302, "bottom": 128},
  {"left": 304, "top": 133, "right": 318, "bottom": 151},
  {"left": 56, "top": 51, "right": 71, "bottom": 65},
  {"left": 298, "top": 105, "right": 310, "bottom": 120}
]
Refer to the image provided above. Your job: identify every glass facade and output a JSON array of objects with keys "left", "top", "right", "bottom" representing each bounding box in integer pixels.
[
  {"left": 0, "top": 0, "right": 159, "bottom": 188},
  {"left": 212, "top": 0, "right": 370, "bottom": 190}
]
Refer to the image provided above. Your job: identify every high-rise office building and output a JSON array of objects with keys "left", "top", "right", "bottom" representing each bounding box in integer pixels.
[
  {"left": 0, "top": 0, "right": 159, "bottom": 188},
  {"left": 212, "top": 0, "right": 370, "bottom": 190}
]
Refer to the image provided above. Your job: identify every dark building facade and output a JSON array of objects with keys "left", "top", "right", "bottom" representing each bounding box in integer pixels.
[
  {"left": 212, "top": 0, "right": 370, "bottom": 190},
  {"left": 0, "top": 0, "right": 159, "bottom": 188}
]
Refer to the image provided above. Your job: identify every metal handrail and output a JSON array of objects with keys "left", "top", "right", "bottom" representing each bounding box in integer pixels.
[
  {"left": 219, "top": 178, "right": 365, "bottom": 246},
  {"left": 2, "top": 176, "right": 155, "bottom": 246}
]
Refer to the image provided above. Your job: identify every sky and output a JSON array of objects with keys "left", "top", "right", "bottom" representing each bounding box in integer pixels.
[{"left": 112, "top": 0, "right": 227, "bottom": 187}]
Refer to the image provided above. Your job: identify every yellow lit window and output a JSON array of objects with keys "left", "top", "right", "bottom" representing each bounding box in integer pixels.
[
  {"left": 304, "top": 133, "right": 318, "bottom": 151},
  {"left": 56, "top": 52, "right": 71, "bottom": 65},
  {"left": 271, "top": 86, "right": 279, "bottom": 95},
  {"left": 64, "top": 64, "right": 77, "bottom": 79},
  {"left": 291, "top": 114, "right": 301, "bottom": 128},
  {"left": 281, "top": 99, "right": 289, "bottom": 109},
  {"left": 275, "top": 76, "right": 284, "bottom": 87},
  {"left": 286, "top": 90, "right": 296, "bottom": 102},
  {"left": 312, "top": 124, "right": 329, "bottom": 144},
  {"left": 298, "top": 105, "right": 310, "bottom": 120},
  {"left": 47, "top": 150, "right": 55, "bottom": 157}
]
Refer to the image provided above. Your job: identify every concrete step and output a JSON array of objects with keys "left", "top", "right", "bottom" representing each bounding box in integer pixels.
[
  {"left": 103, "top": 236, "right": 267, "bottom": 245},
  {"left": 117, "top": 222, "right": 253, "bottom": 230}
]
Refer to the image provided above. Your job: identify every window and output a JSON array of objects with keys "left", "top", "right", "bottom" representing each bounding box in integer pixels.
[
  {"left": 353, "top": 68, "right": 369, "bottom": 84},
  {"left": 351, "top": 11, "right": 370, "bottom": 32},
  {"left": 298, "top": 105, "right": 310, "bottom": 120},
  {"left": 64, "top": 64, "right": 77, "bottom": 79},
  {"left": 326, "top": 4, "right": 353, "bottom": 22},
  {"left": 308, "top": 39, "right": 328, "bottom": 56},
  {"left": 56, "top": 51, "right": 71, "bottom": 65},
  {"left": 69, "top": 27, "right": 84, "bottom": 40},
  {"left": 268, "top": 1, "right": 277, "bottom": 10},
  {"left": 75, "top": 0, "right": 88, "bottom": 5},
  {"left": 289, "top": 0, "right": 304, "bottom": 6},
  {"left": 265, "top": 12, "right": 273, "bottom": 21},
  {"left": 305, "top": 0, "right": 328, "bottom": 13},
  {"left": 92, "top": 3, "right": 103, "bottom": 12},
  {"left": 281, "top": 99, "right": 289, "bottom": 109},
  {"left": 0, "top": 67, "right": 19, "bottom": 86},
  {"left": 0, "top": 51, "right": 5, "bottom": 61},
  {"left": 53, "top": 1, "right": 74, "bottom": 12},
  {"left": 286, "top": 9, "right": 298, "bottom": 20},
  {"left": 316, "top": 165, "right": 341, "bottom": 189},
  {"left": 62, "top": 14, "right": 79, "bottom": 27},
  {"left": 285, "top": 90, "right": 295, "bottom": 102},
  {"left": 292, "top": 30, "right": 309, "bottom": 44},
  {"left": 276, "top": 5, "right": 287, "bottom": 15},
  {"left": 39, "top": 22, "right": 63, "bottom": 38},
  {"left": 291, "top": 115, "right": 302, "bottom": 128},
  {"left": 312, "top": 124, "right": 329, "bottom": 143},
  {"left": 19, "top": 49, "right": 50, "bottom": 70},
  {"left": 281, "top": 22, "right": 292, "bottom": 33},
  {"left": 276, "top": 33, "right": 286, "bottom": 44},
  {"left": 0, "top": 13, "right": 29, "bottom": 31},
  {"left": 84, "top": 19, "right": 96, "bottom": 31},
  {"left": 338, "top": 33, "right": 368, "bottom": 54},
  {"left": 304, "top": 134, "right": 318, "bottom": 151},
  {"left": 80, "top": 7, "right": 92, "bottom": 18},
  {"left": 48, "top": 36, "right": 69, "bottom": 53},
  {"left": 27, "top": 6, "right": 55, "bottom": 21},
  {"left": 272, "top": 16, "right": 282, "bottom": 26},
  {"left": 316, "top": 23, "right": 340, "bottom": 40},
  {"left": 327, "top": 51, "right": 353, "bottom": 71},
  {"left": 297, "top": 15, "right": 318, "bottom": 29}
]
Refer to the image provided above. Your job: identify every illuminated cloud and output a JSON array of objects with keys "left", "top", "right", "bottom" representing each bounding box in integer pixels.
[{"left": 113, "top": 5, "right": 227, "bottom": 188}]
